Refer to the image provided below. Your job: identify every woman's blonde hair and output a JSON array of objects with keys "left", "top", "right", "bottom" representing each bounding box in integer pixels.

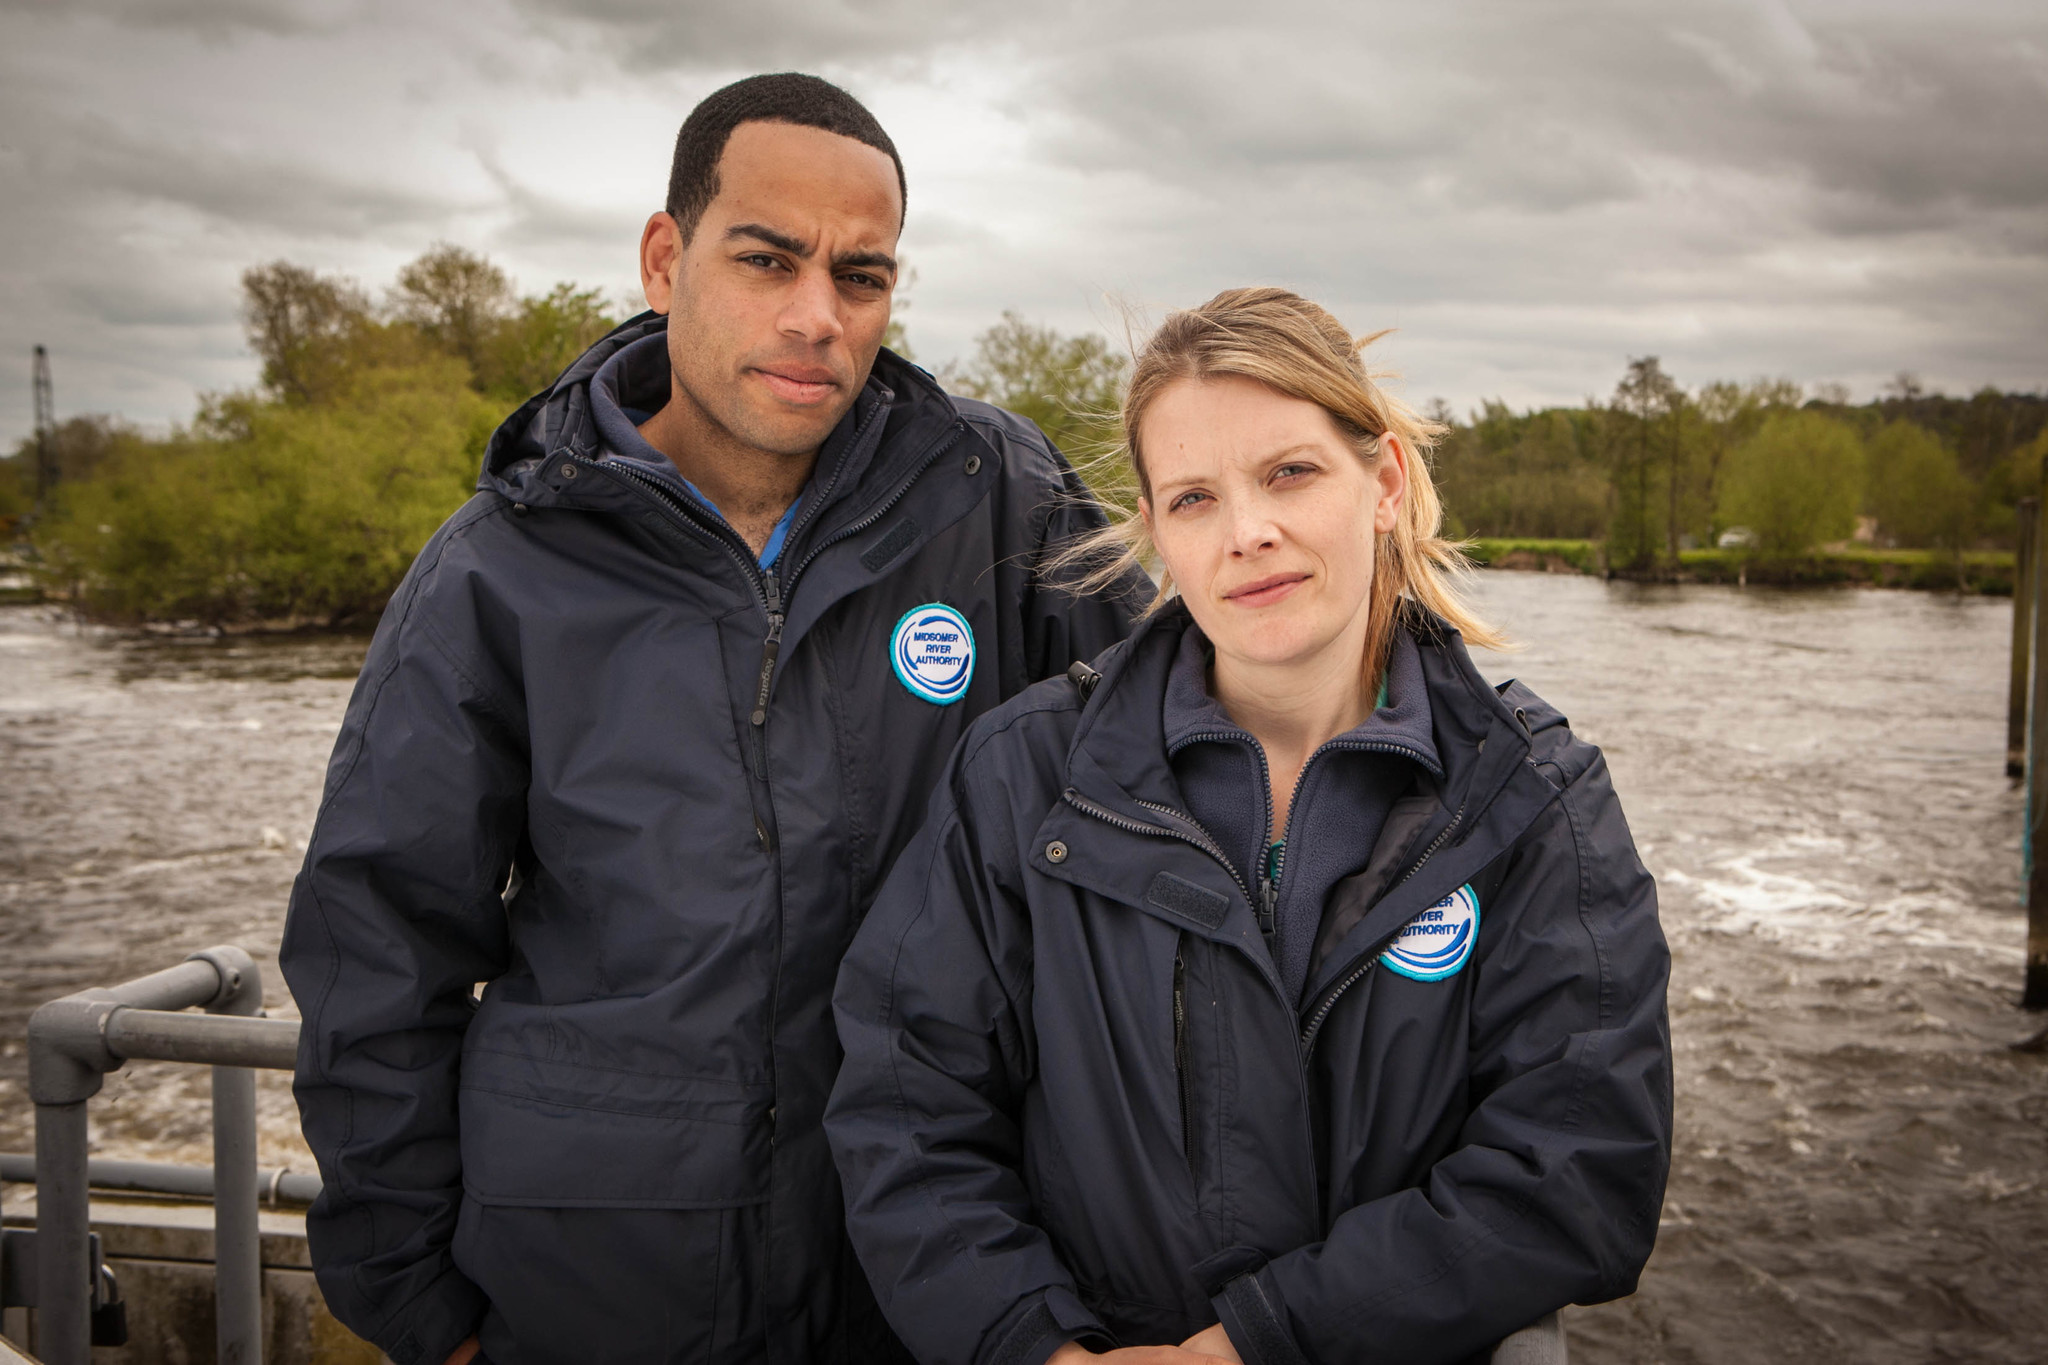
[{"left": 1062, "top": 286, "right": 1505, "bottom": 685}]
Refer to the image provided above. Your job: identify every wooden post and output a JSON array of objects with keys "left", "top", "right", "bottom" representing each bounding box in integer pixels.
[
  {"left": 2027, "top": 491, "right": 2048, "bottom": 1008},
  {"left": 2011, "top": 498, "right": 2037, "bottom": 779}
]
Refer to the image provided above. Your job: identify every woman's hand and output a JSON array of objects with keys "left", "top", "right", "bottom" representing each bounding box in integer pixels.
[
  {"left": 1179, "top": 1324, "right": 1245, "bottom": 1361},
  {"left": 1046, "top": 1342, "right": 1220, "bottom": 1364}
]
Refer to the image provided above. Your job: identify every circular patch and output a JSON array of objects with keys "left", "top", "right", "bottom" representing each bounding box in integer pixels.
[
  {"left": 1379, "top": 883, "right": 1480, "bottom": 982},
  {"left": 891, "top": 603, "right": 975, "bottom": 706}
]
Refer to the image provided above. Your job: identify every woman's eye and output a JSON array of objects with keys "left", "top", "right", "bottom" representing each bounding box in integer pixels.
[
  {"left": 1273, "top": 463, "right": 1316, "bottom": 482},
  {"left": 1169, "top": 491, "right": 1210, "bottom": 512}
]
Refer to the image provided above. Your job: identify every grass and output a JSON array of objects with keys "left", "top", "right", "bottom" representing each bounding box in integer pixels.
[{"left": 1463, "top": 539, "right": 2016, "bottom": 595}]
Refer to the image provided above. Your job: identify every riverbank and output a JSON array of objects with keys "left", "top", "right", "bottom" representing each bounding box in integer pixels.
[{"left": 1467, "top": 538, "right": 2017, "bottom": 594}]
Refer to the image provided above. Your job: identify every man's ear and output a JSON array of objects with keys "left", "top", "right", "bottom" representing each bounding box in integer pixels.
[
  {"left": 1373, "top": 433, "right": 1409, "bottom": 535},
  {"left": 640, "top": 212, "right": 682, "bottom": 315}
]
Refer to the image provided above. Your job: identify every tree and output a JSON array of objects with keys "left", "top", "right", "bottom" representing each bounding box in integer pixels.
[
  {"left": 390, "top": 243, "right": 514, "bottom": 377},
  {"left": 241, "top": 262, "right": 374, "bottom": 405},
  {"left": 945, "top": 312, "right": 1131, "bottom": 507},
  {"left": 476, "top": 283, "right": 620, "bottom": 404},
  {"left": 1432, "top": 402, "right": 1608, "bottom": 540},
  {"left": 1697, "top": 379, "right": 1801, "bottom": 539},
  {"left": 1867, "top": 421, "right": 1977, "bottom": 584},
  {"left": 1608, "top": 357, "right": 1682, "bottom": 570},
  {"left": 1717, "top": 410, "right": 1864, "bottom": 557}
]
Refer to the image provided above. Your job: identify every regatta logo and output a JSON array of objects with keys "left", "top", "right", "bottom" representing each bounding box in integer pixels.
[
  {"left": 890, "top": 603, "right": 975, "bottom": 706},
  {"left": 1379, "top": 884, "right": 1480, "bottom": 982}
]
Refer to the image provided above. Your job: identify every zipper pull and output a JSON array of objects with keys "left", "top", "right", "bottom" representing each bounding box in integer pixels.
[
  {"left": 750, "top": 571, "right": 784, "bottom": 729},
  {"left": 1257, "top": 873, "right": 1278, "bottom": 939}
]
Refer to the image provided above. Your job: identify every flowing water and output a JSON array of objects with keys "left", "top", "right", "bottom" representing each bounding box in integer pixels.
[{"left": 0, "top": 576, "right": 2040, "bottom": 1363}]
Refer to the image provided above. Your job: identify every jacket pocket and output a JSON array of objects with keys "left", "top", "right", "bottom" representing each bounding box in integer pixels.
[{"left": 457, "top": 1005, "right": 772, "bottom": 1208}]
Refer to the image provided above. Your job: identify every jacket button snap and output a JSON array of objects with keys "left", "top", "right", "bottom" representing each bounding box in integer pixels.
[
  {"left": 559, "top": 463, "right": 578, "bottom": 479},
  {"left": 964, "top": 454, "right": 982, "bottom": 476},
  {"left": 1045, "top": 840, "right": 1068, "bottom": 863}
]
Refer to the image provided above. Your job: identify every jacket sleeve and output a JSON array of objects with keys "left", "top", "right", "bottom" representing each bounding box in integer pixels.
[
  {"left": 827, "top": 734, "right": 1111, "bottom": 1365},
  {"left": 279, "top": 530, "right": 525, "bottom": 1365},
  {"left": 1211, "top": 750, "right": 1673, "bottom": 1365}
]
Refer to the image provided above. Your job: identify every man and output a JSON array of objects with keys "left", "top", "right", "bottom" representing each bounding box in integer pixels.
[{"left": 282, "top": 72, "right": 1146, "bottom": 1365}]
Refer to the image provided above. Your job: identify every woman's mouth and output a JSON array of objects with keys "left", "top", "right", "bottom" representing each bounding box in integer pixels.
[{"left": 1222, "top": 572, "right": 1309, "bottom": 608}]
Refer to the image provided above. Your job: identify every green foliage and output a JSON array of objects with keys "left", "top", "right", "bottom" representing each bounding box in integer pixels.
[
  {"left": 476, "top": 283, "right": 620, "bottom": 406},
  {"left": 241, "top": 261, "right": 378, "bottom": 406},
  {"left": 1433, "top": 405, "right": 1608, "bottom": 540},
  {"left": 391, "top": 243, "right": 514, "bottom": 377},
  {"left": 1716, "top": 410, "right": 1865, "bottom": 557},
  {"left": 1867, "top": 422, "right": 1975, "bottom": 548},
  {"left": 0, "top": 455, "right": 28, "bottom": 539},
  {"left": 36, "top": 358, "right": 494, "bottom": 625},
  {"left": 1462, "top": 538, "right": 1604, "bottom": 573},
  {"left": 27, "top": 241, "right": 615, "bottom": 625},
  {"left": 945, "top": 311, "right": 1132, "bottom": 509}
]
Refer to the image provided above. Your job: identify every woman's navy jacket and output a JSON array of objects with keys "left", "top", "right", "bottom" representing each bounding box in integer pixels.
[
  {"left": 827, "top": 602, "right": 1673, "bottom": 1365},
  {"left": 279, "top": 314, "right": 1147, "bottom": 1365}
]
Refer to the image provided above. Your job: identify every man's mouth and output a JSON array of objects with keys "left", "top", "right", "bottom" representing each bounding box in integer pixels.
[
  {"left": 754, "top": 366, "right": 839, "bottom": 406},
  {"left": 1222, "top": 572, "right": 1310, "bottom": 607}
]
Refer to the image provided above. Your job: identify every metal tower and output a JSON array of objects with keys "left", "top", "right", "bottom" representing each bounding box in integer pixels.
[{"left": 32, "top": 344, "right": 56, "bottom": 505}]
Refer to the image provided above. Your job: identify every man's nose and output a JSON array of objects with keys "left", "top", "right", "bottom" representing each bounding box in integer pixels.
[{"left": 779, "top": 265, "right": 843, "bottom": 347}]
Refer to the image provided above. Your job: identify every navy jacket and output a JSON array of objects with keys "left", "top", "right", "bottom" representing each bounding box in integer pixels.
[
  {"left": 826, "top": 602, "right": 1672, "bottom": 1365},
  {"left": 280, "top": 314, "right": 1148, "bottom": 1365}
]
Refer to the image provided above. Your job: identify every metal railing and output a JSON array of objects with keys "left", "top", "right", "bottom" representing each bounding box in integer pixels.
[{"left": 21, "top": 946, "right": 300, "bottom": 1365}]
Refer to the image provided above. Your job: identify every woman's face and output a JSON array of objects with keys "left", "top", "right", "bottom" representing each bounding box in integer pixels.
[{"left": 1138, "top": 374, "right": 1406, "bottom": 673}]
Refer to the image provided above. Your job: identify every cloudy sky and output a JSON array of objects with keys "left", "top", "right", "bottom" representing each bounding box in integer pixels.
[{"left": 2, "top": 0, "right": 2044, "bottom": 443}]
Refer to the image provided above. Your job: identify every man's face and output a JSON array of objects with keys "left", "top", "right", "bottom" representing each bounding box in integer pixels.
[{"left": 642, "top": 120, "right": 902, "bottom": 458}]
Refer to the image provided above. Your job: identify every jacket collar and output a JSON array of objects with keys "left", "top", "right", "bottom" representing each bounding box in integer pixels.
[{"left": 1036, "top": 599, "right": 1564, "bottom": 1009}]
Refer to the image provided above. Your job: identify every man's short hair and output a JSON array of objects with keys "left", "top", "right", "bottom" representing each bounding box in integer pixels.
[{"left": 666, "top": 72, "right": 906, "bottom": 243}]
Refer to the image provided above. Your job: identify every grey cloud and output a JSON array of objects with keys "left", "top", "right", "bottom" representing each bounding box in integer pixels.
[
  {"left": 0, "top": 0, "right": 348, "bottom": 38},
  {"left": 505, "top": 0, "right": 1020, "bottom": 74}
]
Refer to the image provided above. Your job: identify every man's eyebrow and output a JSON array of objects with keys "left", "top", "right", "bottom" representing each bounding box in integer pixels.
[
  {"left": 723, "top": 223, "right": 897, "bottom": 276},
  {"left": 724, "top": 222, "right": 812, "bottom": 257},
  {"left": 832, "top": 249, "right": 898, "bottom": 274}
]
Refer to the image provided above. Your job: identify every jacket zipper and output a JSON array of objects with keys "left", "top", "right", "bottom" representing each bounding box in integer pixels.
[
  {"left": 1173, "top": 945, "right": 1194, "bottom": 1170},
  {"left": 1171, "top": 729, "right": 1435, "bottom": 941},
  {"left": 1297, "top": 799, "right": 1469, "bottom": 1056},
  {"left": 748, "top": 423, "right": 962, "bottom": 766},
  {"left": 588, "top": 407, "right": 956, "bottom": 775},
  {"left": 1061, "top": 791, "right": 1254, "bottom": 906}
]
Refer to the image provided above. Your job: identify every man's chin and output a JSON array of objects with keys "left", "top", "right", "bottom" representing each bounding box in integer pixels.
[{"left": 732, "top": 402, "right": 856, "bottom": 459}]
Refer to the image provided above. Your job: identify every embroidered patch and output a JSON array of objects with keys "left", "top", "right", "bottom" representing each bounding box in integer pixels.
[
  {"left": 1379, "top": 883, "right": 1480, "bottom": 982},
  {"left": 891, "top": 603, "right": 975, "bottom": 706}
]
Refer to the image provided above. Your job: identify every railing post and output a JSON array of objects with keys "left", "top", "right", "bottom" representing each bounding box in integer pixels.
[
  {"left": 30, "top": 1102, "right": 92, "bottom": 1365},
  {"left": 2028, "top": 489, "right": 2048, "bottom": 1009},
  {"left": 190, "top": 947, "right": 266, "bottom": 1365},
  {"left": 2011, "top": 497, "right": 2037, "bottom": 780}
]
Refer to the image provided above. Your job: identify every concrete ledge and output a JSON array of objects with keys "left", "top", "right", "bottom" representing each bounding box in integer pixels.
[{"left": 2, "top": 1190, "right": 378, "bottom": 1365}]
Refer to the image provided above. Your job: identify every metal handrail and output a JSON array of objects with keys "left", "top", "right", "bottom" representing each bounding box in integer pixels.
[
  {"left": 0, "top": 1155, "right": 323, "bottom": 1208},
  {"left": 19, "top": 946, "right": 300, "bottom": 1365}
]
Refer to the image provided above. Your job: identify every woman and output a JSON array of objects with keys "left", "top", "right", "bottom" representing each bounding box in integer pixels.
[{"left": 826, "top": 289, "right": 1671, "bottom": 1365}]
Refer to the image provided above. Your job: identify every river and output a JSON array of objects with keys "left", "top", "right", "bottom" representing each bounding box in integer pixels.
[{"left": 0, "top": 575, "right": 2040, "bottom": 1363}]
